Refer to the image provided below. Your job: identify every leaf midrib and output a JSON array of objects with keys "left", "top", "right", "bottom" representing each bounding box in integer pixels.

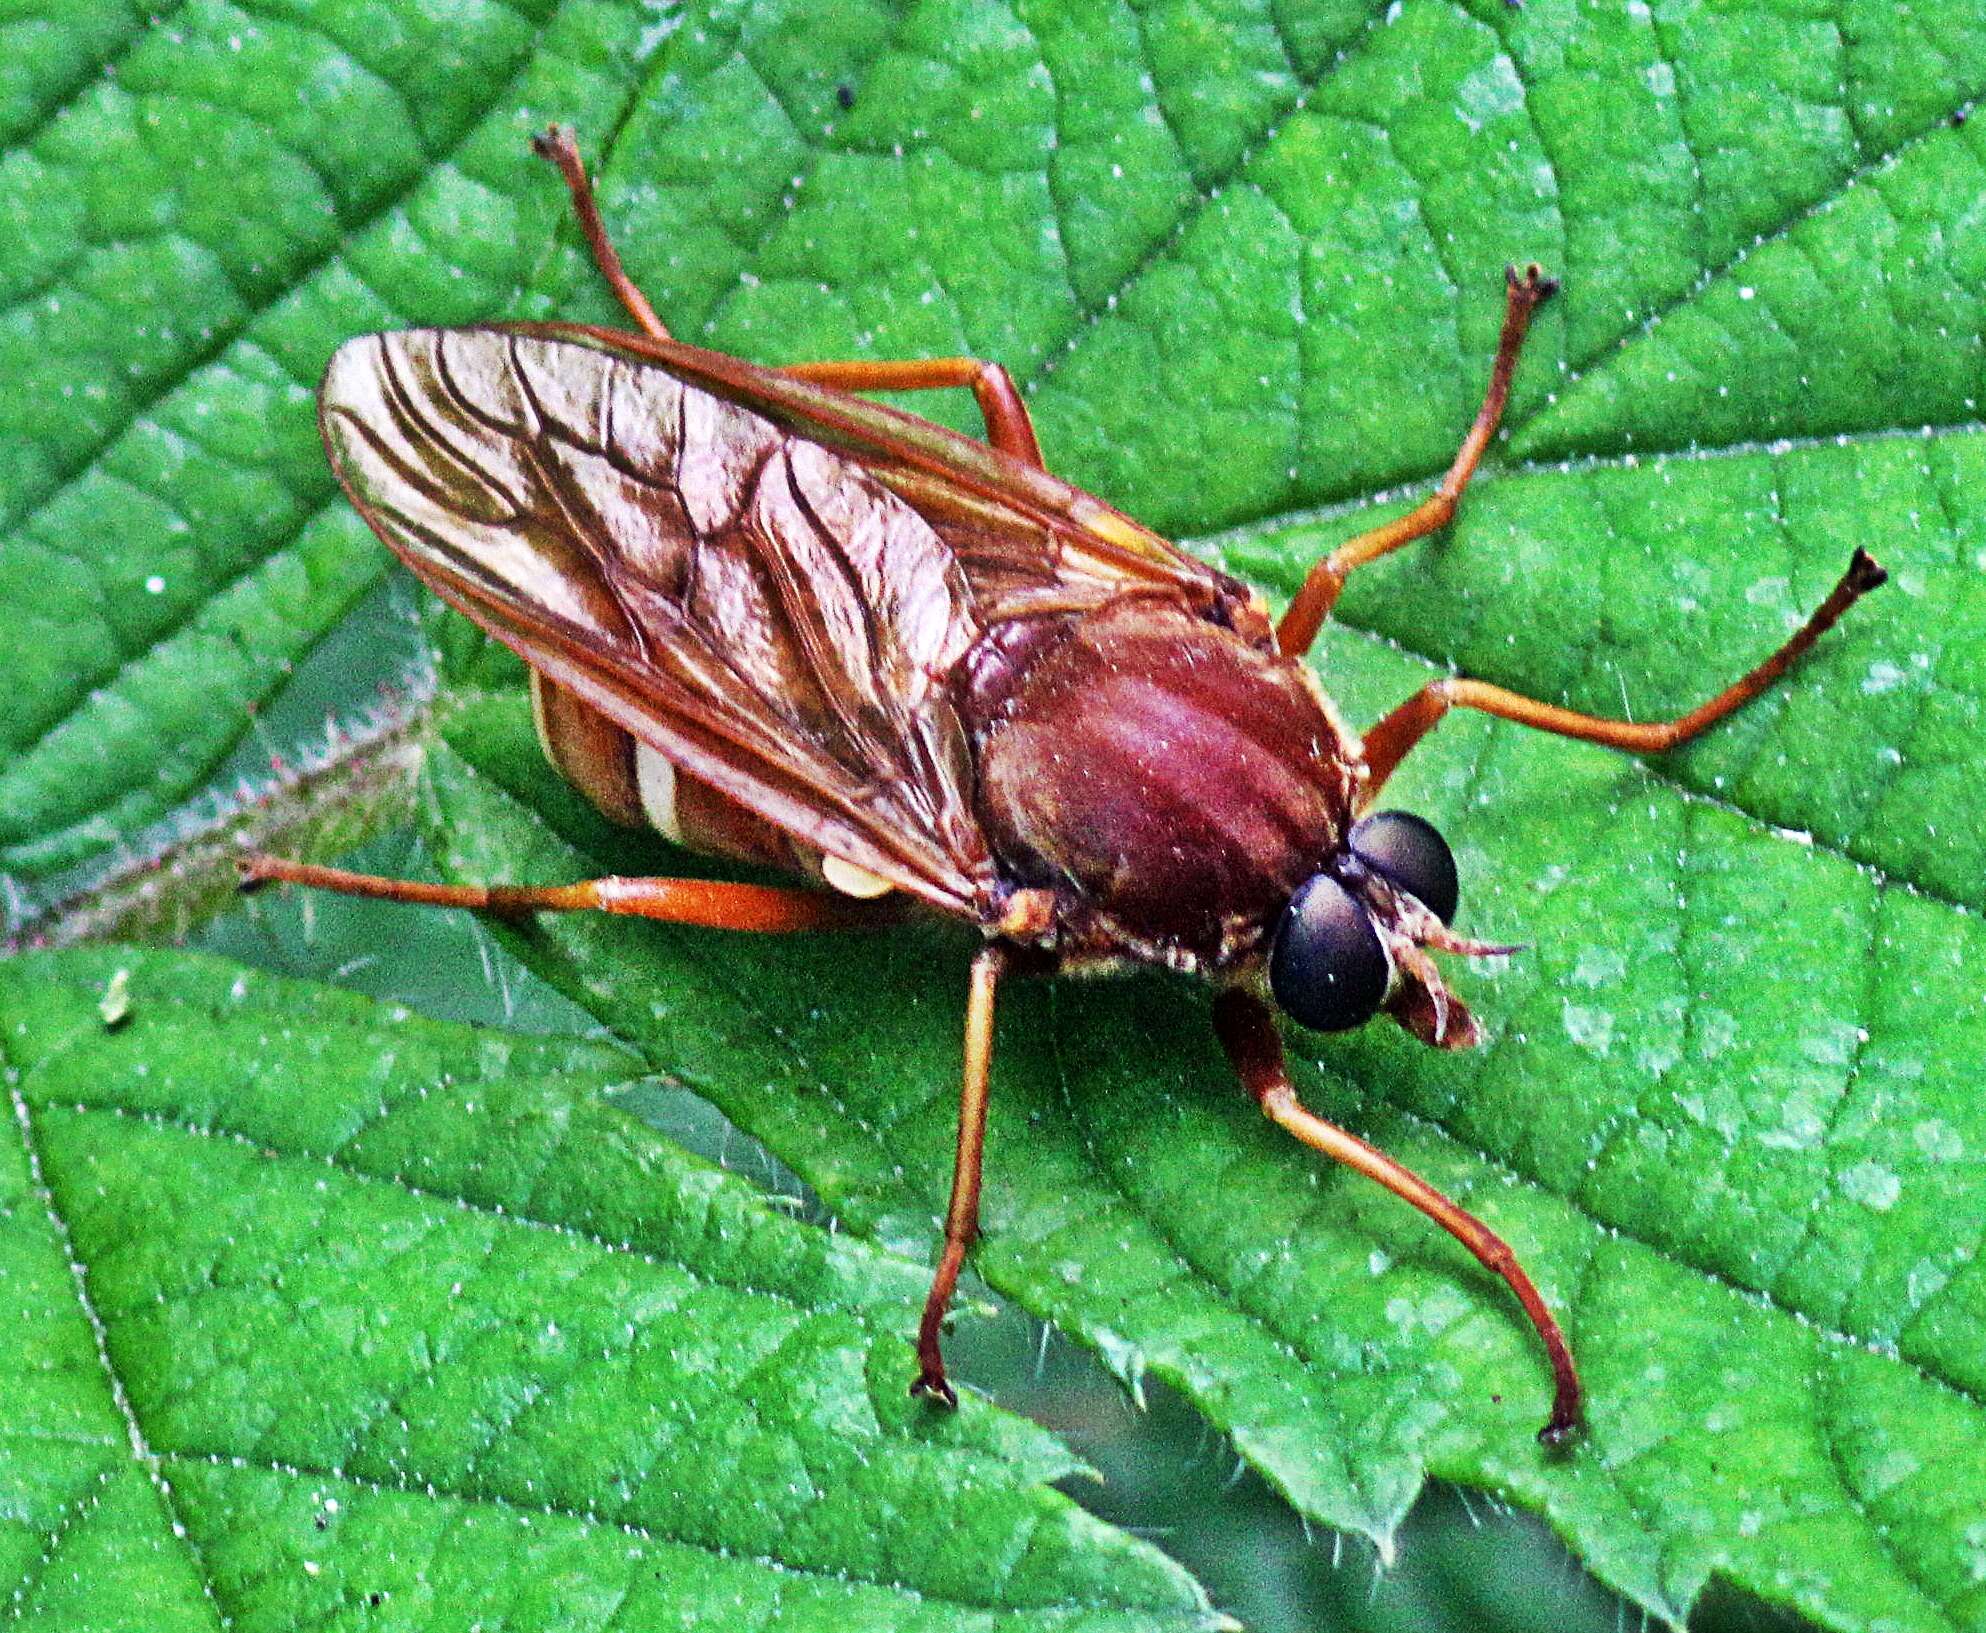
[
  {"left": 1200, "top": 416, "right": 1986, "bottom": 548},
  {"left": 8, "top": 991, "right": 1175, "bottom": 1622},
  {"left": 5, "top": 1076, "right": 220, "bottom": 1626}
]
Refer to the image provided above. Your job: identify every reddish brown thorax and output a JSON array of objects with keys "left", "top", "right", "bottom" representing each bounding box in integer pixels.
[{"left": 958, "top": 601, "right": 1360, "bottom": 969}]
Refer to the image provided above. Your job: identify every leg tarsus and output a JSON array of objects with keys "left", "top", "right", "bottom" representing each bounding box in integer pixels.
[
  {"left": 912, "top": 944, "right": 1007, "bottom": 1407},
  {"left": 1277, "top": 264, "right": 1557, "bottom": 657},
  {"left": 1840, "top": 543, "right": 1890, "bottom": 597},
  {"left": 1359, "top": 545, "right": 1887, "bottom": 801},
  {"left": 532, "top": 124, "right": 670, "bottom": 342},
  {"left": 1212, "top": 988, "right": 1583, "bottom": 1444},
  {"left": 911, "top": 1239, "right": 967, "bottom": 1407},
  {"left": 1507, "top": 259, "right": 1560, "bottom": 306}
]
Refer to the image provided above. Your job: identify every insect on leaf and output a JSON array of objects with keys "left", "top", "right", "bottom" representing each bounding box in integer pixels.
[
  {"left": 5, "top": 2, "right": 1986, "bottom": 1631},
  {"left": 405, "top": 9, "right": 1986, "bottom": 1630}
]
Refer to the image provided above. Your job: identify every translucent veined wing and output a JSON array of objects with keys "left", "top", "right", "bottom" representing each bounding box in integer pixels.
[
  {"left": 524, "top": 323, "right": 1273, "bottom": 641},
  {"left": 320, "top": 325, "right": 998, "bottom": 913}
]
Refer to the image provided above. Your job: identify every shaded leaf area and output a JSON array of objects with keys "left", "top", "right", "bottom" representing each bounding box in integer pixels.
[
  {"left": 419, "top": 663, "right": 1986, "bottom": 1633},
  {"left": 0, "top": 0, "right": 674, "bottom": 902},
  {"left": 0, "top": 946, "right": 1217, "bottom": 1630}
]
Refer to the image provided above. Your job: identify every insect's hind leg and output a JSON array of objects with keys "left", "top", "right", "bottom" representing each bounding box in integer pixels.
[
  {"left": 1277, "top": 265, "right": 1556, "bottom": 658},
  {"left": 1358, "top": 548, "right": 1887, "bottom": 803},
  {"left": 1212, "top": 988, "right": 1581, "bottom": 1444},
  {"left": 534, "top": 125, "right": 670, "bottom": 341},
  {"left": 237, "top": 855, "right": 895, "bottom": 932}
]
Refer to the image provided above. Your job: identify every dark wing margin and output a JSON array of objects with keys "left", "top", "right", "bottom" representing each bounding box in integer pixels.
[{"left": 319, "top": 325, "right": 995, "bottom": 914}]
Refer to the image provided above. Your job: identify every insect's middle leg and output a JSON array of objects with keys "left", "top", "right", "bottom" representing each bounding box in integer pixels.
[
  {"left": 1278, "top": 265, "right": 1557, "bottom": 657},
  {"left": 238, "top": 855, "right": 894, "bottom": 932},
  {"left": 1212, "top": 988, "right": 1582, "bottom": 1444},
  {"left": 912, "top": 943, "right": 1009, "bottom": 1407},
  {"left": 780, "top": 359, "right": 1045, "bottom": 468}
]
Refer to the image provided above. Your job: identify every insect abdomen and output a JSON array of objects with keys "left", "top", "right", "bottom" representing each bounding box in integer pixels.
[
  {"left": 529, "top": 671, "right": 646, "bottom": 827},
  {"left": 529, "top": 674, "right": 894, "bottom": 896}
]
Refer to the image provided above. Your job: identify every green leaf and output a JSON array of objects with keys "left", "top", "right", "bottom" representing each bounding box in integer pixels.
[
  {"left": 0, "top": 944, "right": 1220, "bottom": 1629},
  {"left": 402, "top": 8, "right": 1984, "bottom": 1623},
  {"left": 11, "top": 0, "right": 1986, "bottom": 1628}
]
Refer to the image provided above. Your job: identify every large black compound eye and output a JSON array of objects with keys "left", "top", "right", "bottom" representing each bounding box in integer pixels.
[
  {"left": 1269, "top": 874, "right": 1391, "bottom": 1032},
  {"left": 1349, "top": 810, "right": 1458, "bottom": 925}
]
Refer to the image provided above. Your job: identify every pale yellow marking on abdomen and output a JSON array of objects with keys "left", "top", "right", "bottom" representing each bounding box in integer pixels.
[
  {"left": 634, "top": 742, "right": 688, "bottom": 845},
  {"left": 822, "top": 854, "right": 896, "bottom": 899}
]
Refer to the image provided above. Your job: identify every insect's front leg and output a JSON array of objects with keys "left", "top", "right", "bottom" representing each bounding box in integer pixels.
[
  {"left": 1212, "top": 987, "right": 1582, "bottom": 1444},
  {"left": 1277, "top": 265, "right": 1557, "bottom": 658},
  {"left": 912, "top": 943, "right": 1009, "bottom": 1407},
  {"left": 1358, "top": 547, "right": 1887, "bottom": 803}
]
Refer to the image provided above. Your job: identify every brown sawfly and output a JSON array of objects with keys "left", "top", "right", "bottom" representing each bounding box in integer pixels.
[{"left": 245, "top": 127, "right": 1887, "bottom": 1444}]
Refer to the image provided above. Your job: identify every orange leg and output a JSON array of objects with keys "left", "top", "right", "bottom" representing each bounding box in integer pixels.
[
  {"left": 1360, "top": 547, "right": 1887, "bottom": 803},
  {"left": 911, "top": 943, "right": 1008, "bottom": 1407},
  {"left": 1213, "top": 988, "right": 1581, "bottom": 1444},
  {"left": 534, "top": 125, "right": 670, "bottom": 342},
  {"left": 237, "top": 855, "right": 894, "bottom": 933},
  {"left": 534, "top": 126, "right": 1045, "bottom": 468},
  {"left": 251, "top": 847, "right": 1003, "bottom": 1405},
  {"left": 1278, "top": 265, "right": 1557, "bottom": 658},
  {"left": 780, "top": 358, "right": 1043, "bottom": 468}
]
